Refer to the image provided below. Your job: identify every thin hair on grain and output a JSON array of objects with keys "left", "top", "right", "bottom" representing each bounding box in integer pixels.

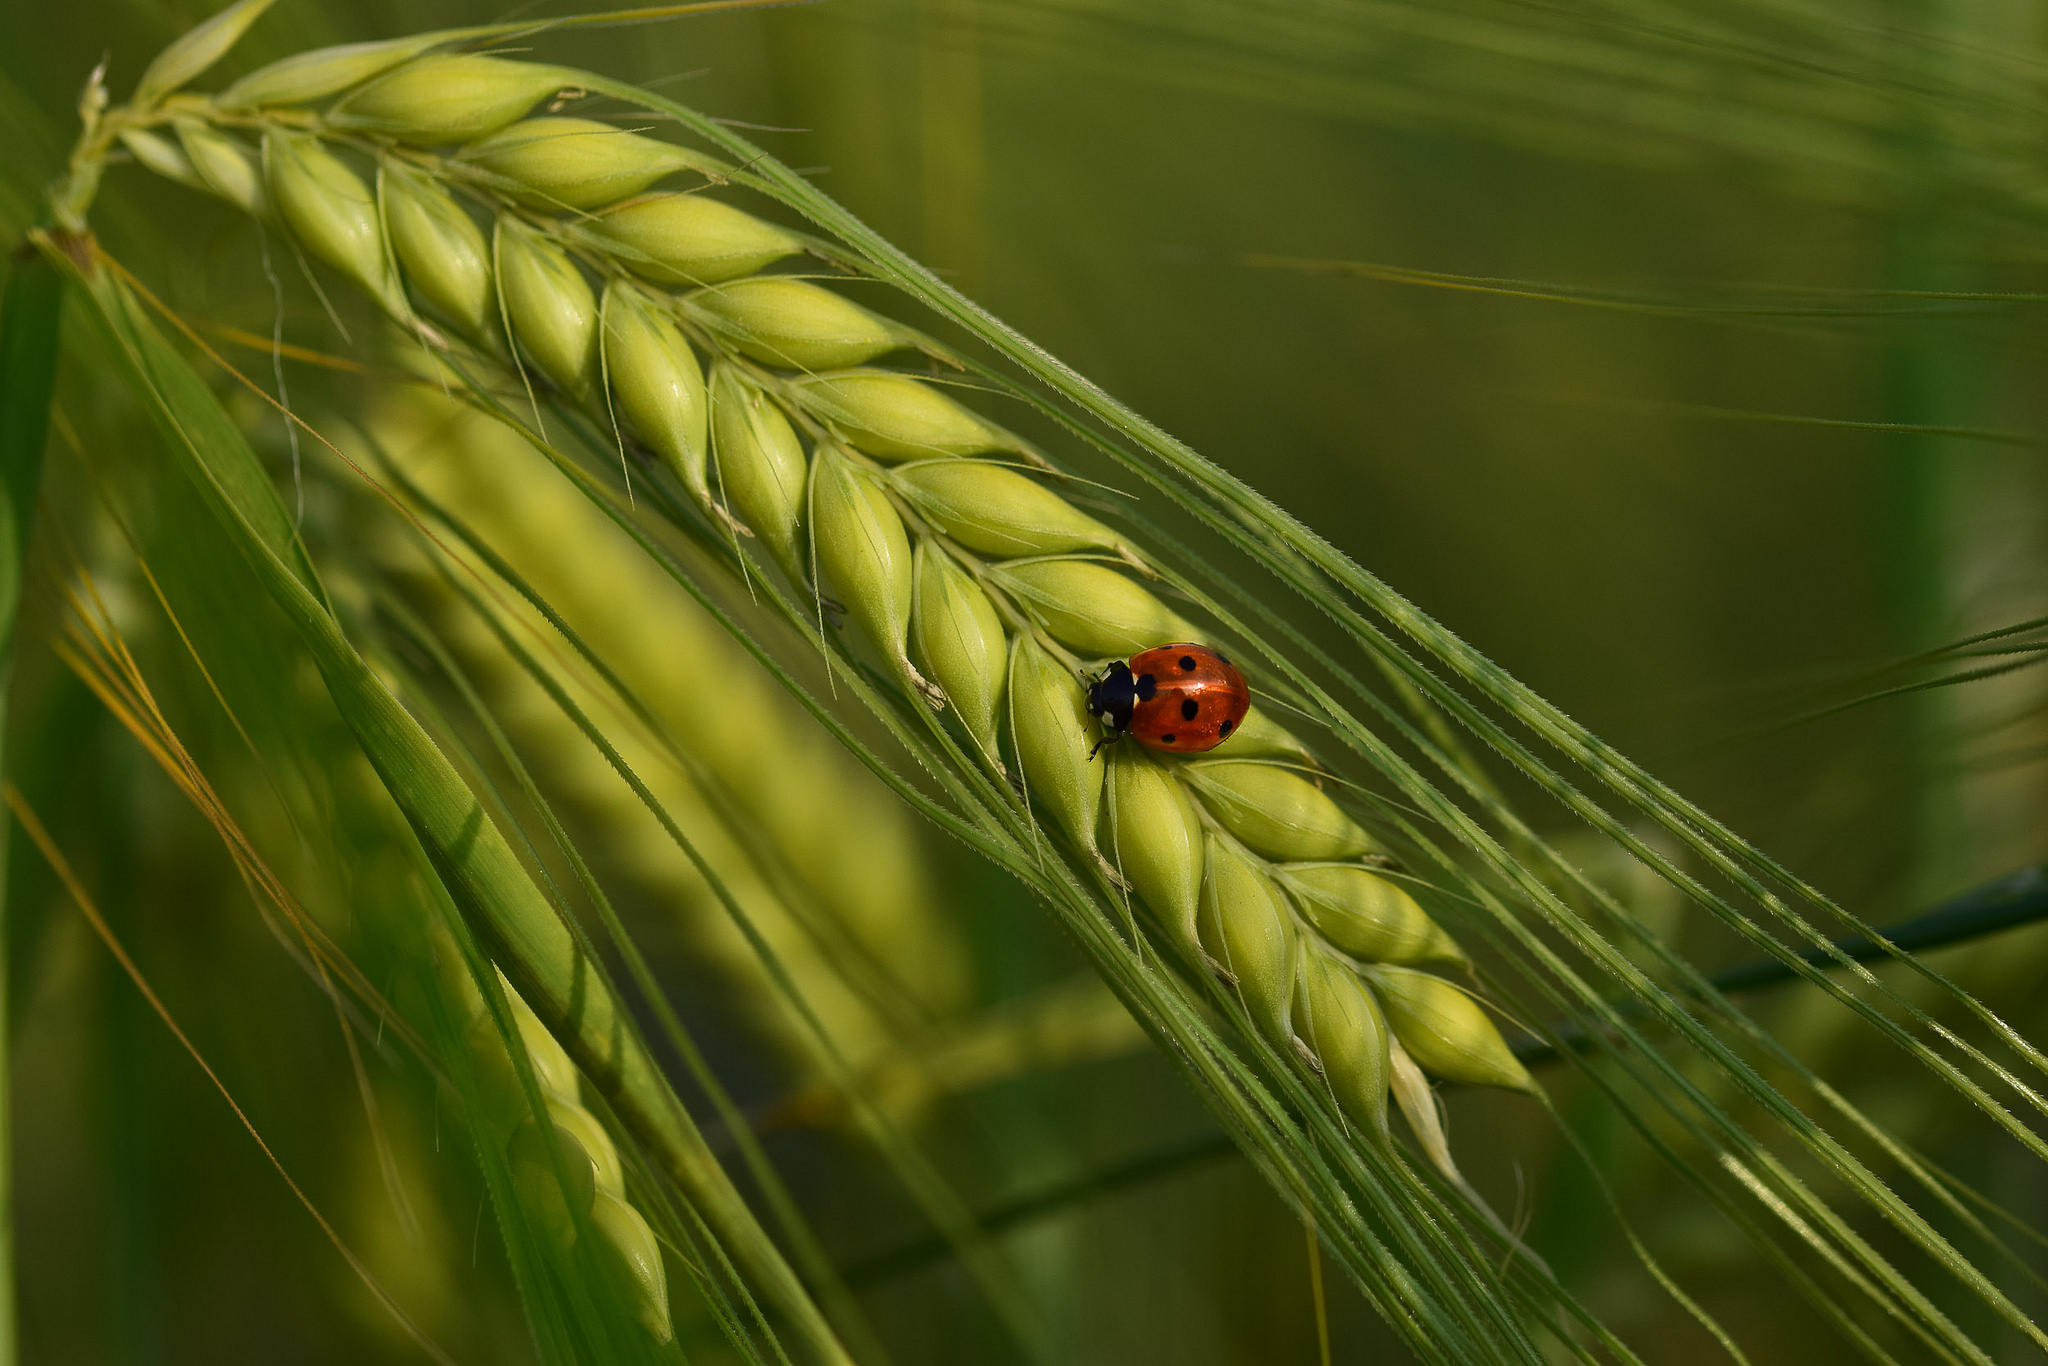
[
  {"left": 489, "top": 221, "right": 552, "bottom": 439},
  {"left": 5, "top": 786, "right": 460, "bottom": 1366},
  {"left": 257, "top": 223, "right": 307, "bottom": 526},
  {"left": 594, "top": 285, "right": 637, "bottom": 505}
]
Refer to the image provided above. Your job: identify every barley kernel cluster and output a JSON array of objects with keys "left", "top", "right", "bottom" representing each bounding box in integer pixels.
[{"left": 115, "top": 35, "right": 1531, "bottom": 1140}]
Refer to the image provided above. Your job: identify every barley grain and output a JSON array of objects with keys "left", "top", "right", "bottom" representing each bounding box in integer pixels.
[
  {"left": 456, "top": 116, "right": 722, "bottom": 210},
  {"left": 1368, "top": 966, "right": 1533, "bottom": 1092},
  {"left": 585, "top": 192, "right": 804, "bottom": 286},
  {"left": 786, "top": 370, "right": 1016, "bottom": 461},
  {"left": 494, "top": 215, "right": 597, "bottom": 396},
  {"left": 1197, "top": 835, "right": 1297, "bottom": 1046},
  {"left": 892, "top": 460, "right": 1122, "bottom": 557},
  {"left": 327, "top": 54, "right": 576, "bottom": 144}
]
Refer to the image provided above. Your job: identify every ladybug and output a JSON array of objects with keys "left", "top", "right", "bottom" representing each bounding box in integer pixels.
[{"left": 1087, "top": 643, "right": 1251, "bottom": 757}]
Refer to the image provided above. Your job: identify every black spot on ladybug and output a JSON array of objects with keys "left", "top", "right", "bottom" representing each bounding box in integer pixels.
[
  {"left": 1179, "top": 655, "right": 1197, "bottom": 671},
  {"left": 1180, "top": 698, "right": 1199, "bottom": 721},
  {"left": 1161, "top": 734, "right": 1177, "bottom": 744},
  {"left": 1136, "top": 673, "right": 1157, "bottom": 700},
  {"left": 1218, "top": 718, "right": 1234, "bottom": 736}
]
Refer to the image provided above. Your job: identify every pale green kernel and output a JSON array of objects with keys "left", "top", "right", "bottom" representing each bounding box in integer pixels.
[
  {"left": 810, "top": 453, "right": 933, "bottom": 700},
  {"left": 1181, "top": 759, "right": 1376, "bottom": 862},
  {"left": 263, "top": 130, "right": 401, "bottom": 312},
  {"left": 495, "top": 217, "right": 598, "bottom": 396},
  {"left": 987, "top": 559, "right": 1197, "bottom": 659},
  {"left": 328, "top": 54, "right": 575, "bottom": 144},
  {"left": 1214, "top": 706, "right": 1313, "bottom": 761},
  {"left": 786, "top": 370, "right": 1012, "bottom": 462},
  {"left": 1295, "top": 949, "right": 1392, "bottom": 1135},
  {"left": 587, "top": 193, "right": 803, "bottom": 285},
  {"left": 685, "top": 278, "right": 914, "bottom": 370},
  {"left": 219, "top": 34, "right": 446, "bottom": 108},
  {"left": 507, "top": 1118, "right": 596, "bottom": 1244},
  {"left": 1009, "top": 634, "right": 1104, "bottom": 854},
  {"left": 591, "top": 1190, "right": 674, "bottom": 1341},
  {"left": 175, "top": 119, "right": 264, "bottom": 215},
  {"left": 893, "top": 460, "right": 1120, "bottom": 557},
  {"left": 1368, "top": 965, "right": 1534, "bottom": 1092},
  {"left": 380, "top": 162, "right": 491, "bottom": 337},
  {"left": 120, "top": 128, "right": 201, "bottom": 189},
  {"left": 457, "top": 116, "right": 722, "bottom": 211},
  {"left": 1279, "top": 864, "right": 1465, "bottom": 966},
  {"left": 601, "top": 283, "right": 709, "bottom": 501},
  {"left": 1102, "top": 752, "right": 1204, "bottom": 958},
  {"left": 910, "top": 545, "right": 1008, "bottom": 768},
  {"left": 1196, "top": 836, "right": 1296, "bottom": 1046},
  {"left": 544, "top": 1096, "right": 624, "bottom": 1199},
  {"left": 709, "top": 363, "right": 807, "bottom": 581},
  {"left": 134, "top": 0, "right": 275, "bottom": 108}
]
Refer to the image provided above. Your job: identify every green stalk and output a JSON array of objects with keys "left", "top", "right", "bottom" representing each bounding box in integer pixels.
[{"left": 0, "top": 242, "right": 63, "bottom": 1366}]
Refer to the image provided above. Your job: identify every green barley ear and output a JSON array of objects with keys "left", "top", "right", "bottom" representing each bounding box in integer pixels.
[
  {"left": 892, "top": 460, "right": 1125, "bottom": 557},
  {"left": 708, "top": 362, "right": 807, "bottom": 579},
  {"left": 910, "top": 543, "right": 1008, "bottom": 768},
  {"left": 1009, "top": 634, "right": 1106, "bottom": 854},
  {"left": 379, "top": 161, "right": 491, "bottom": 338},
  {"left": 174, "top": 119, "right": 264, "bottom": 215},
  {"left": 584, "top": 192, "right": 804, "bottom": 285},
  {"left": 495, "top": 216, "right": 598, "bottom": 396},
  {"left": 1102, "top": 750, "right": 1205, "bottom": 958},
  {"left": 132, "top": 0, "right": 273, "bottom": 108},
  {"left": 1368, "top": 965, "right": 1535, "bottom": 1092},
  {"left": 591, "top": 1190, "right": 674, "bottom": 1342},
  {"left": 219, "top": 34, "right": 446, "bottom": 108},
  {"left": 456, "top": 116, "right": 723, "bottom": 210},
  {"left": 1181, "top": 759, "right": 1379, "bottom": 861},
  {"left": 600, "top": 281, "right": 710, "bottom": 503},
  {"left": 684, "top": 277, "right": 917, "bottom": 370},
  {"left": 1197, "top": 835, "right": 1297, "bottom": 1046},
  {"left": 988, "top": 558, "right": 1198, "bottom": 658},
  {"left": 810, "top": 450, "right": 939, "bottom": 703},
  {"left": 1295, "top": 947, "right": 1393, "bottom": 1136},
  {"left": 327, "top": 53, "right": 576, "bottom": 144},
  {"left": 261, "top": 130, "right": 403, "bottom": 313},
  {"left": 1278, "top": 865, "right": 1467, "bottom": 967},
  {"left": 786, "top": 370, "right": 1019, "bottom": 461}
]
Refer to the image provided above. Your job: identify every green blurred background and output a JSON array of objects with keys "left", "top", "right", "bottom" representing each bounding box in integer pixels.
[{"left": 2, "top": 0, "right": 2045, "bottom": 1361}]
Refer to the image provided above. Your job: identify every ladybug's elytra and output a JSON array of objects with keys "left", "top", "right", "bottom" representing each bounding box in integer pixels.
[{"left": 1087, "top": 643, "right": 1251, "bottom": 757}]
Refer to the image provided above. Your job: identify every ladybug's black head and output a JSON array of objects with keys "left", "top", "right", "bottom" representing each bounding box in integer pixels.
[{"left": 1085, "top": 660, "right": 1155, "bottom": 736}]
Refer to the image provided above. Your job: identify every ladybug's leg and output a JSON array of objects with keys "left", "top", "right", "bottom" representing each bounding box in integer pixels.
[{"left": 1088, "top": 730, "right": 1123, "bottom": 761}]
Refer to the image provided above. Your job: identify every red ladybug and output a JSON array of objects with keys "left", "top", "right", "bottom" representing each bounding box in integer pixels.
[{"left": 1087, "top": 643, "right": 1251, "bottom": 757}]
